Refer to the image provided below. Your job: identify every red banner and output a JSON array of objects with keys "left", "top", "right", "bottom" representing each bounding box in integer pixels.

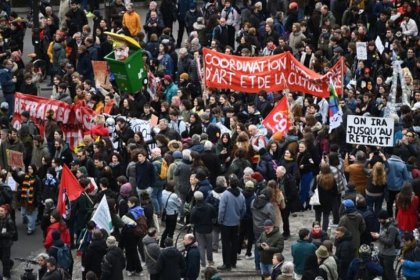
[
  {"left": 13, "top": 92, "right": 97, "bottom": 149},
  {"left": 262, "top": 96, "right": 291, "bottom": 138},
  {"left": 203, "top": 48, "right": 344, "bottom": 98}
]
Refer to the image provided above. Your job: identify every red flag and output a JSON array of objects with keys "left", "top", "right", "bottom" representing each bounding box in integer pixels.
[
  {"left": 262, "top": 96, "right": 291, "bottom": 138},
  {"left": 57, "top": 164, "right": 84, "bottom": 217}
]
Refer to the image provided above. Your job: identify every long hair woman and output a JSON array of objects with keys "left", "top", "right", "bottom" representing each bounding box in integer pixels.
[
  {"left": 396, "top": 183, "right": 419, "bottom": 232},
  {"left": 297, "top": 141, "right": 315, "bottom": 210},
  {"left": 314, "top": 163, "right": 338, "bottom": 231},
  {"left": 366, "top": 162, "right": 387, "bottom": 214}
]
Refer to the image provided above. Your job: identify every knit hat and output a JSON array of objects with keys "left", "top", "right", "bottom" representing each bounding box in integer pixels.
[
  {"left": 172, "top": 151, "right": 182, "bottom": 159},
  {"left": 106, "top": 236, "right": 117, "bottom": 247},
  {"left": 163, "top": 75, "right": 172, "bottom": 82},
  {"left": 245, "top": 180, "right": 255, "bottom": 190},
  {"left": 315, "top": 245, "right": 329, "bottom": 259},
  {"left": 0, "top": 102, "right": 8, "bottom": 111},
  {"left": 194, "top": 191, "right": 204, "bottom": 201},
  {"left": 119, "top": 183, "right": 132, "bottom": 197},
  {"left": 359, "top": 244, "right": 371, "bottom": 257},
  {"left": 342, "top": 199, "right": 355, "bottom": 208},
  {"left": 289, "top": 2, "right": 298, "bottom": 10},
  {"left": 263, "top": 219, "right": 274, "bottom": 227},
  {"left": 180, "top": 73, "right": 189, "bottom": 80},
  {"left": 251, "top": 172, "right": 264, "bottom": 182}
]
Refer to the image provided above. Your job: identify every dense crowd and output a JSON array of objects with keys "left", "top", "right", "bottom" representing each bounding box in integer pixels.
[{"left": 0, "top": 0, "right": 419, "bottom": 280}]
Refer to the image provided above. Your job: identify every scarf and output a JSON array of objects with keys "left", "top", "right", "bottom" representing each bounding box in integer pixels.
[
  {"left": 311, "top": 229, "right": 323, "bottom": 239},
  {"left": 284, "top": 155, "right": 293, "bottom": 161},
  {"left": 21, "top": 174, "right": 36, "bottom": 206}
]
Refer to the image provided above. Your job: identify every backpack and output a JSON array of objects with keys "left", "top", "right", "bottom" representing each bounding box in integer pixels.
[
  {"left": 58, "top": 267, "right": 72, "bottom": 280},
  {"left": 133, "top": 215, "right": 148, "bottom": 237},
  {"left": 53, "top": 245, "right": 72, "bottom": 270},
  {"left": 159, "top": 159, "right": 169, "bottom": 180},
  {"left": 28, "top": 120, "right": 40, "bottom": 135},
  {"left": 354, "top": 261, "right": 370, "bottom": 280}
]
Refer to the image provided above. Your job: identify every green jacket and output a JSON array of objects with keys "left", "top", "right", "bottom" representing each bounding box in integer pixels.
[
  {"left": 291, "top": 239, "right": 317, "bottom": 274},
  {"left": 257, "top": 227, "right": 284, "bottom": 264}
]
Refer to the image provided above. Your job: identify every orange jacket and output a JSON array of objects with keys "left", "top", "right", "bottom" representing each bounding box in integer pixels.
[{"left": 122, "top": 11, "right": 142, "bottom": 37}]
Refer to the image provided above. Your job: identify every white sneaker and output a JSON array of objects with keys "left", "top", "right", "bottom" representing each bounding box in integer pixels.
[
  {"left": 245, "top": 254, "right": 254, "bottom": 260},
  {"left": 127, "top": 271, "right": 134, "bottom": 277}
]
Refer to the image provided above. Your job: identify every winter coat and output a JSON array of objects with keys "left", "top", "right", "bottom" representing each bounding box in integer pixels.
[
  {"left": 218, "top": 188, "right": 246, "bottom": 226},
  {"left": 277, "top": 173, "right": 300, "bottom": 212},
  {"left": 190, "top": 201, "right": 217, "bottom": 234},
  {"left": 0, "top": 68, "right": 15, "bottom": 93},
  {"left": 335, "top": 231, "right": 354, "bottom": 279},
  {"left": 358, "top": 207, "right": 380, "bottom": 245},
  {"left": 100, "top": 246, "right": 126, "bottom": 280},
  {"left": 346, "top": 258, "right": 383, "bottom": 280},
  {"left": 197, "top": 179, "right": 213, "bottom": 200},
  {"left": 164, "top": 81, "right": 178, "bottom": 102},
  {"left": 397, "top": 195, "right": 419, "bottom": 231},
  {"left": 201, "top": 151, "right": 222, "bottom": 187},
  {"left": 256, "top": 227, "right": 284, "bottom": 264},
  {"left": 184, "top": 243, "right": 201, "bottom": 279},
  {"left": 174, "top": 159, "right": 192, "bottom": 199},
  {"left": 297, "top": 150, "right": 315, "bottom": 175},
  {"left": 41, "top": 269, "right": 62, "bottom": 280},
  {"left": 319, "top": 256, "right": 338, "bottom": 280},
  {"left": 76, "top": 51, "right": 93, "bottom": 82},
  {"left": 291, "top": 240, "right": 317, "bottom": 274},
  {"left": 317, "top": 179, "right": 338, "bottom": 212},
  {"left": 344, "top": 158, "right": 368, "bottom": 194},
  {"left": 242, "top": 189, "right": 255, "bottom": 221},
  {"left": 44, "top": 222, "right": 71, "bottom": 250},
  {"left": 377, "top": 220, "right": 399, "bottom": 256},
  {"left": 338, "top": 210, "right": 366, "bottom": 252},
  {"left": 251, "top": 194, "right": 277, "bottom": 238},
  {"left": 387, "top": 155, "right": 412, "bottom": 191},
  {"left": 82, "top": 238, "right": 107, "bottom": 277},
  {"left": 156, "top": 246, "right": 186, "bottom": 280},
  {"left": 402, "top": 242, "right": 420, "bottom": 278},
  {"left": 152, "top": 157, "right": 167, "bottom": 188},
  {"left": 143, "top": 235, "right": 161, "bottom": 275},
  {"left": 0, "top": 215, "right": 15, "bottom": 247}
]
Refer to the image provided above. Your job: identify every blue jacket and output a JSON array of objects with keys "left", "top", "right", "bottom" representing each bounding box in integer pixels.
[
  {"left": 291, "top": 240, "right": 316, "bottom": 274},
  {"left": 197, "top": 179, "right": 213, "bottom": 200},
  {"left": 0, "top": 68, "right": 14, "bottom": 93},
  {"left": 184, "top": 243, "right": 200, "bottom": 279},
  {"left": 387, "top": 156, "right": 412, "bottom": 191},
  {"left": 402, "top": 242, "right": 420, "bottom": 278},
  {"left": 346, "top": 258, "right": 383, "bottom": 280},
  {"left": 161, "top": 190, "right": 181, "bottom": 215},
  {"left": 161, "top": 54, "right": 174, "bottom": 78},
  {"left": 164, "top": 81, "right": 178, "bottom": 103},
  {"left": 177, "top": 0, "right": 192, "bottom": 20},
  {"left": 218, "top": 188, "right": 246, "bottom": 226}
]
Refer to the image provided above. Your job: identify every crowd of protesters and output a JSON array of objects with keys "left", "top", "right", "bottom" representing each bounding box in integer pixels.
[{"left": 0, "top": 0, "right": 419, "bottom": 279}]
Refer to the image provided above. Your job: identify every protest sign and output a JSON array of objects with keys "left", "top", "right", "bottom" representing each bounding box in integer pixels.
[
  {"left": 356, "top": 42, "right": 367, "bottom": 60},
  {"left": 13, "top": 92, "right": 96, "bottom": 149},
  {"left": 91, "top": 196, "right": 114, "bottom": 233},
  {"left": 6, "top": 150, "right": 23, "bottom": 169},
  {"left": 92, "top": 61, "right": 112, "bottom": 89},
  {"left": 203, "top": 48, "right": 344, "bottom": 97},
  {"left": 346, "top": 115, "right": 394, "bottom": 147}
]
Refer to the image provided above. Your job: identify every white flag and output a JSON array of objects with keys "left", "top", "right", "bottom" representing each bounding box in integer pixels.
[{"left": 91, "top": 196, "right": 114, "bottom": 233}]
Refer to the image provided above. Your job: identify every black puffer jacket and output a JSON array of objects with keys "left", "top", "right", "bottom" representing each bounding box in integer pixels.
[
  {"left": 156, "top": 246, "right": 186, "bottom": 280},
  {"left": 82, "top": 238, "right": 107, "bottom": 278},
  {"left": 190, "top": 201, "right": 217, "bottom": 234},
  {"left": 100, "top": 246, "right": 126, "bottom": 280},
  {"left": 334, "top": 230, "right": 354, "bottom": 279}
]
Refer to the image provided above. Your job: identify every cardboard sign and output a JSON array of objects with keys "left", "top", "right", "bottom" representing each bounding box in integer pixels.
[
  {"left": 6, "top": 150, "right": 24, "bottom": 169},
  {"left": 346, "top": 115, "right": 394, "bottom": 147},
  {"left": 356, "top": 42, "right": 367, "bottom": 60},
  {"left": 203, "top": 48, "right": 344, "bottom": 97}
]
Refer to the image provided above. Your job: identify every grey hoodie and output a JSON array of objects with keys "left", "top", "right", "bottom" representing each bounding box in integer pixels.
[{"left": 251, "top": 194, "right": 276, "bottom": 238}]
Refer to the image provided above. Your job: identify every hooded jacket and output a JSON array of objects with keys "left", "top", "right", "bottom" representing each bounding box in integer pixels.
[
  {"left": 156, "top": 246, "right": 186, "bottom": 280},
  {"left": 218, "top": 187, "right": 246, "bottom": 226},
  {"left": 319, "top": 256, "right": 338, "bottom": 280},
  {"left": 81, "top": 238, "right": 107, "bottom": 277},
  {"left": 251, "top": 193, "right": 276, "bottom": 237},
  {"left": 174, "top": 159, "right": 192, "bottom": 197},
  {"left": 338, "top": 209, "right": 366, "bottom": 251},
  {"left": 142, "top": 234, "right": 161, "bottom": 275},
  {"left": 256, "top": 226, "right": 284, "bottom": 264},
  {"left": 190, "top": 200, "right": 217, "bottom": 233},
  {"left": 197, "top": 179, "right": 213, "bottom": 200}
]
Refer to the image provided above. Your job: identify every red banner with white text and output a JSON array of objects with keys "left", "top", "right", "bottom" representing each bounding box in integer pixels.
[
  {"left": 262, "top": 96, "right": 291, "bottom": 137},
  {"left": 203, "top": 48, "right": 344, "bottom": 97},
  {"left": 13, "top": 92, "right": 97, "bottom": 149}
]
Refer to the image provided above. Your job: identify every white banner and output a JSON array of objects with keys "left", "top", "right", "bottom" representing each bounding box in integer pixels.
[
  {"left": 356, "top": 42, "right": 367, "bottom": 60},
  {"left": 91, "top": 196, "right": 114, "bottom": 233},
  {"left": 346, "top": 115, "right": 394, "bottom": 147}
]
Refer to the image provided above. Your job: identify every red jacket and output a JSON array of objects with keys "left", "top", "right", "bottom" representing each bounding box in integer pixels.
[
  {"left": 397, "top": 195, "right": 419, "bottom": 231},
  {"left": 44, "top": 222, "right": 71, "bottom": 250}
]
